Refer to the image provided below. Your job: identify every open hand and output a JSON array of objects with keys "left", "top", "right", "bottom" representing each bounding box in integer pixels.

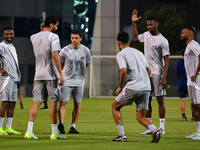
[{"left": 132, "top": 9, "right": 141, "bottom": 22}]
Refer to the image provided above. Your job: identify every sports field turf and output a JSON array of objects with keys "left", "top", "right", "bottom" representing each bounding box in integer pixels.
[{"left": 0, "top": 97, "right": 199, "bottom": 150}]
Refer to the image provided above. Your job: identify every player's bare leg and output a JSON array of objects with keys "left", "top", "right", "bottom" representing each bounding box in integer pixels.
[
  {"left": 111, "top": 101, "right": 127, "bottom": 142},
  {"left": 58, "top": 101, "right": 67, "bottom": 134},
  {"left": 156, "top": 96, "right": 165, "bottom": 135},
  {"left": 68, "top": 102, "right": 81, "bottom": 134}
]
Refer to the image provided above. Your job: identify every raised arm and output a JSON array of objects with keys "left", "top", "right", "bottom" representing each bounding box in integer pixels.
[{"left": 132, "top": 9, "right": 141, "bottom": 41}]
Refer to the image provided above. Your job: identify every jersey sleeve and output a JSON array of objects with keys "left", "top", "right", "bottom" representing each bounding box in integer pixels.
[
  {"left": 0, "top": 44, "right": 5, "bottom": 55},
  {"left": 190, "top": 42, "right": 200, "bottom": 56},
  {"left": 85, "top": 48, "right": 91, "bottom": 64},
  {"left": 116, "top": 52, "right": 126, "bottom": 70},
  {"left": 51, "top": 34, "right": 61, "bottom": 52},
  {"left": 138, "top": 31, "right": 148, "bottom": 43},
  {"left": 162, "top": 39, "right": 170, "bottom": 56}
]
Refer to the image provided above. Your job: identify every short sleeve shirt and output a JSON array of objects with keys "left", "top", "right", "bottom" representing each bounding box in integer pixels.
[
  {"left": 116, "top": 47, "right": 151, "bottom": 91},
  {"left": 30, "top": 31, "right": 61, "bottom": 80},
  {"left": 184, "top": 40, "right": 200, "bottom": 86},
  {"left": 59, "top": 44, "right": 91, "bottom": 86},
  {"left": 138, "top": 31, "right": 170, "bottom": 75}
]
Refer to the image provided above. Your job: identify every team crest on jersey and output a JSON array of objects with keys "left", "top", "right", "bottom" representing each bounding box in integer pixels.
[
  {"left": 81, "top": 56, "right": 85, "bottom": 60},
  {"left": 185, "top": 53, "right": 187, "bottom": 56},
  {"left": 152, "top": 44, "right": 157, "bottom": 48}
]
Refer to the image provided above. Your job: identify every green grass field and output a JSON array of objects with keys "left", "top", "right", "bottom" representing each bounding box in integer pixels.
[{"left": 0, "top": 97, "right": 199, "bottom": 150}]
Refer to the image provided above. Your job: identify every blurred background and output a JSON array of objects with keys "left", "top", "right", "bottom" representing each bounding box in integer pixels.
[{"left": 0, "top": 0, "right": 199, "bottom": 97}]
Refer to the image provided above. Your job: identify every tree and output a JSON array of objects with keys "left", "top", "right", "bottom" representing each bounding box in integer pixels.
[{"left": 130, "top": 4, "right": 186, "bottom": 54}]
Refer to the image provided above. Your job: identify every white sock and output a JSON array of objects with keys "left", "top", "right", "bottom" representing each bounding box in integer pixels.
[
  {"left": 196, "top": 121, "right": 200, "bottom": 133},
  {"left": 117, "top": 124, "right": 125, "bottom": 136},
  {"left": 0, "top": 117, "right": 5, "bottom": 128},
  {"left": 27, "top": 122, "right": 34, "bottom": 133},
  {"left": 6, "top": 117, "right": 13, "bottom": 128},
  {"left": 51, "top": 124, "right": 58, "bottom": 135},
  {"left": 148, "top": 123, "right": 157, "bottom": 132},
  {"left": 71, "top": 123, "right": 76, "bottom": 128},
  {"left": 159, "top": 118, "right": 165, "bottom": 130}
]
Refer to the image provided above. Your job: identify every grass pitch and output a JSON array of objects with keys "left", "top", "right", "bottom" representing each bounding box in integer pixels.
[{"left": 0, "top": 97, "right": 199, "bottom": 150}]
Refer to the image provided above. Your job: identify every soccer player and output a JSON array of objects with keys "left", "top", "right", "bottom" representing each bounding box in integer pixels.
[
  {"left": 17, "top": 82, "right": 24, "bottom": 109},
  {"left": 180, "top": 26, "right": 200, "bottom": 140},
  {"left": 24, "top": 15, "right": 66, "bottom": 140},
  {"left": 0, "top": 27, "right": 21, "bottom": 135},
  {"left": 112, "top": 31, "right": 161, "bottom": 143},
  {"left": 176, "top": 49, "right": 195, "bottom": 121},
  {"left": 58, "top": 29, "right": 91, "bottom": 134},
  {"left": 132, "top": 9, "right": 170, "bottom": 135}
]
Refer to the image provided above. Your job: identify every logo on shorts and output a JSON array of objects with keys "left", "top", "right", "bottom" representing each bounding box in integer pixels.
[{"left": 81, "top": 56, "right": 85, "bottom": 60}]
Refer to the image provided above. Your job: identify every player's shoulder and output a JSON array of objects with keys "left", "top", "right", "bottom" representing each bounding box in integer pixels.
[
  {"left": 61, "top": 44, "right": 71, "bottom": 52},
  {"left": 80, "top": 44, "right": 90, "bottom": 52},
  {"left": 159, "top": 33, "right": 168, "bottom": 42}
]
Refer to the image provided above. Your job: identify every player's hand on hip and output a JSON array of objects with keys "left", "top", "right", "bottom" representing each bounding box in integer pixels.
[
  {"left": 132, "top": 9, "right": 141, "bottom": 22},
  {"left": 191, "top": 74, "right": 198, "bottom": 82},
  {"left": 0, "top": 69, "right": 8, "bottom": 76}
]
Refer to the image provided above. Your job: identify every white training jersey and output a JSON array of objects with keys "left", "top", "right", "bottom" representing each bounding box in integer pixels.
[
  {"left": 138, "top": 31, "right": 170, "bottom": 75},
  {"left": 59, "top": 44, "right": 91, "bottom": 86},
  {"left": 184, "top": 40, "right": 200, "bottom": 86},
  {"left": 30, "top": 31, "right": 61, "bottom": 80},
  {"left": 116, "top": 47, "right": 151, "bottom": 91}
]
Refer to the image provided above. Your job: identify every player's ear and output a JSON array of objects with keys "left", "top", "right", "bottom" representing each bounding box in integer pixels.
[
  {"left": 156, "top": 22, "right": 159, "bottom": 28},
  {"left": 117, "top": 41, "right": 121, "bottom": 47}
]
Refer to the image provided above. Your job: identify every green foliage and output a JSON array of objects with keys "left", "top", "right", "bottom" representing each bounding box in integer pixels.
[{"left": 131, "top": 4, "right": 186, "bottom": 54}]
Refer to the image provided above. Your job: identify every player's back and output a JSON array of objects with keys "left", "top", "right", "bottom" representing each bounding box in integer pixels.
[
  {"left": 30, "top": 31, "right": 60, "bottom": 80},
  {"left": 117, "top": 47, "right": 150, "bottom": 91}
]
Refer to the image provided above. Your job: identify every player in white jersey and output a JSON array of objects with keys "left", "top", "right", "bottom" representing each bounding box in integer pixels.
[
  {"left": 180, "top": 26, "right": 200, "bottom": 140},
  {"left": 58, "top": 30, "right": 91, "bottom": 134},
  {"left": 112, "top": 31, "right": 161, "bottom": 143},
  {"left": 24, "top": 15, "right": 66, "bottom": 140},
  {"left": 132, "top": 9, "right": 170, "bottom": 135},
  {"left": 0, "top": 27, "right": 21, "bottom": 135}
]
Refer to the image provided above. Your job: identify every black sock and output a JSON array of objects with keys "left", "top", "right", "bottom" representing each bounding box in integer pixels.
[
  {"left": 182, "top": 113, "right": 186, "bottom": 117},
  {"left": 20, "top": 103, "right": 23, "bottom": 105},
  {"left": 192, "top": 113, "right": 194, "bottom": 117}
]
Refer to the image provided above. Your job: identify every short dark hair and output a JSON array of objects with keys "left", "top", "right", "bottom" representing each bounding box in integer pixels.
[
  {"left": 3, "top": 27, "right": 13, "bottom": 33},
  {"left": 117, "top": 31, "right": 129, "bottom": 44},
  {"left": 44, "top": 15, "right": 59, "bottom": 27},
  {"left": 147, "top": 17, "right": 158, "bottom": 22},
  {"left": 185, "top": 26, "right": 196, "bottom": 34},
  {"left": 71, "top": 29, "right": 82, "bottom": 38}
]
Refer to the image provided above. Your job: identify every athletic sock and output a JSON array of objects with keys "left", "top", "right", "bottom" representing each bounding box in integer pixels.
[
  {"left": 182, "top": 113, "right": 186, "bottom": 117},
  {"left": 52, "top": 124, "right": 58, "bottom": 135},
  {"left": 148, "top": 123, "right": 157, "bottom": 132},
  {"left": 44, "top": 102, "right": 48, "bottom": 108},
  {"left": 27, "top": 122, "right": 34, "bottom": 133},
  {"left": 116, "top": 124, "right": 125, "bottom": 136},
  {"left": 6, "top": 117, "right": 13, "bottom": 128},
  {"left": 192, "top": 113, "right": 194, "bottom": 117},
  {"left": 159, "top": 118, "right": 165, "bottom": 130},
  {"left": 0, "top": 117, "right": 5, "bottom": 128},
  {"left": 196, "top": 121, "right": 200, "bottom": 133},
  {"left": 71, "top": 123, "right": 76, "bottom": 128}
]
